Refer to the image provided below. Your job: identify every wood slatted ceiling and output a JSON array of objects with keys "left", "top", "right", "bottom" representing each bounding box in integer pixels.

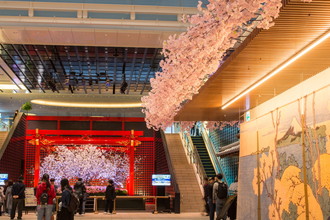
[{"left": 175, "top": 0, "right": 330, "bottom": 121}]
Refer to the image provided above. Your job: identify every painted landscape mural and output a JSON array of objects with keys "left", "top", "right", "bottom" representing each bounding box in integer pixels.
[{"left": 238, "top": 85, "right": 330, "bottom": 220}]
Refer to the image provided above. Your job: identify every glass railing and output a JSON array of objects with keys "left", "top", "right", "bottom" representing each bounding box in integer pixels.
[
  {"left": 178, "top": 131, "right": 206, "bottom": 187},
  {"left": 3, "top": 0, "right": 208, "bottom": 7},
  {"left": 0, "top": 120, "right": 10, "bottom": 131},
  {"left": 166, "top": 120, "right": 238, "bottom": 187},
  {"left": 200, "top": 124, "right": 228, "bottom": 184},
  {"left": 174, "top": 122, "right": 231, "bottom": 186}
]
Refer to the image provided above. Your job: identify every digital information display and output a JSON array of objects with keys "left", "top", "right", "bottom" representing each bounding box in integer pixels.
[
  {"left": 0, "top": 173, "right": 8, "bottom": 185},
  {"left": 152, "top": 174, "right": 171, "bottom": 186}
]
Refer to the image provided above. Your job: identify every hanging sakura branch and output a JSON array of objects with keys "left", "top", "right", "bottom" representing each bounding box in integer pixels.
[{"left": 142, "top": 0, "right": 313, "bottom": 130}]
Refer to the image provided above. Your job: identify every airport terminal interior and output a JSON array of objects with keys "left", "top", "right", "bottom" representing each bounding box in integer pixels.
[{"left": 0, "top": 0, "right": 330, "bottom": 219}]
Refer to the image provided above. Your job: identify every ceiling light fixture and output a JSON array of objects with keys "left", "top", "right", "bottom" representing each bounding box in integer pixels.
[
  {"left": 31, "top": 99, "right": 142, "bottom": 108},
  {"left": 221, "top": 29, "right": 330, "bottom": 110}
]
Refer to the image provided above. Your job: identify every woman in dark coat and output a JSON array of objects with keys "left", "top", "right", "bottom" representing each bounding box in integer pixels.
[
  {"left": 104, "top": 179, "right": 116, "bottom": 214},
  {"left": 57, "top": 178, "right": 74, "bottom": 220}
]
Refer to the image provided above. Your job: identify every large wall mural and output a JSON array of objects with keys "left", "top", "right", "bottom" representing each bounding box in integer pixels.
[{"left": 238, "top": 85, "right": 330, "bottom": 219}]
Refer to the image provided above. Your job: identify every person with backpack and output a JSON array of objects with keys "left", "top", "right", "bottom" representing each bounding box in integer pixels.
[
  {"left": 36, "top": 174, "right": 56, "bottom": 220},
  {"left": 213, "top": 173, "right": 228, "bottom": 220},
  {"left": 104, "top": 179, "right": 116, "bottom": 214},
  {"left": 73, "top": 178, "right": 86, "bottom": 215},
  {"left": 57, "top": 178, "right": 74, "bottom": 220}
]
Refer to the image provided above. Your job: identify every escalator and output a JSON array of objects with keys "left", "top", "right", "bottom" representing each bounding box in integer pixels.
[{"left": 191, "top": 136, "right": 216, "bottom": 177}]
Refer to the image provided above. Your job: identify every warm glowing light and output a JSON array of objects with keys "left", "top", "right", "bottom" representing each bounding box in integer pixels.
[
  {"left": 221, "top": 30, "right": 330, "bottom": 110},
  {"left": 0, "top": 84, "right": 20, "bottom": 90},
  {"left": 31, "top": 99, "right": 142, "bottom": 108},
  {"left": 0, "top": 84, "right": 28, "bottom": 90}
]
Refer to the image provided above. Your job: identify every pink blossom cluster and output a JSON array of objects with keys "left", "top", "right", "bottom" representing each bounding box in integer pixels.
[
  {"left": 142, "top": 0, "right": 312, "bottom": 130},
  {"left": 179, "top": 121, "right": 196, "bottom": 132},
  {"left": 40, "top": 145, "right": 130, "bottom": 188},
  {"left": 177, "top": 120, "right": 239, "bottom": 132}
]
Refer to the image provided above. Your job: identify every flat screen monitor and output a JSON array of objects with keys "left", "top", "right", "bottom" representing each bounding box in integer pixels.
[
  {"left": 152, "top": 174, "right": 171, "bottom": 186},
  {"left": 0, "top": 173, "right": 8, "bottom": 185}
]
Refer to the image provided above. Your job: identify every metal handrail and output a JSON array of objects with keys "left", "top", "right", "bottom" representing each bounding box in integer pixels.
[
  {"left": 160, "top": 130, "right": 180, "bottom": 194},
  {"left": 179, "top": 131, "right": 207, "bottom": 187},
  {"left": 56, "top": 195, "right": 173, "bottom": 214},
  {"left": 159, "top": 130, "right": 181, "bottom": 213},
  {"left": 200, "top": 125, "right": 228, "bottom": 185},
  {"left": 189, "top": 136, "right": 207, "bottom": 184}
]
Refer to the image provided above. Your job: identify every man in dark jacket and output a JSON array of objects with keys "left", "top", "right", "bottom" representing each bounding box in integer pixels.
[
  {"left": 104, "top": 179, "right": 116, "bottom": 214},
  {"left": 208, "top": 177, "right": 216, "bottom": 220},
  {"left": 203, "top": 177, "right": 210, "bottom": 216},
  {"left": 73, "top": 178, "right": 86, "bottom": 215},
  {"left": 11, "top": 176, "right": 25, "bottom": 220}
]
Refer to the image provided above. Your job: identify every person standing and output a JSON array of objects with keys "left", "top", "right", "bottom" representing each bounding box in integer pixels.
[
  {"left": 213, "top": 173, "right": 228, "bottom": 220},
  {"left": 50, "top": 178, "right": 58, "bottom": 218},
  {"left": 57, "top": 178, "right": 74, "bottom": 220},
  {"left": 104, "top": 179, "right": 116, "bottom": 214},
  {"left": 13, "top": 110, "right": 19, "bottom": 120},
  {"left": 36, "top": 174, "right": 56, "bottom": 220},
  {"left": 0, "top": 185, "right": 5, "bottom": 216},
  {"left": 10, "top": 176, "right": 25, "bottom": 220},
  {"left": 50, "top": 178, "right": 58, "bottom": 193},
  {"left": 3, "top": 179, "right": 8, "bottom": 215},
  {"left": 73, "top": 178, "right": 86, "bottom": 215},
  {"left": 5, "top": 180, "right": 13, "bottom": 216},
  {"left": 208, "top": 177, "right": 216, "bottom": 220},
  {"left": 203, "top": 177, "right": 210, "bottom": 216},
  {"left": 82, "top": 189, "right": 88, "bottom": 215}
]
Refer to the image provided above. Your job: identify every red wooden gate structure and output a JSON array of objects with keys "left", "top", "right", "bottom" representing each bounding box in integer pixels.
[{"left": 24, "top": 116, "right": 156, "bottom": 196}]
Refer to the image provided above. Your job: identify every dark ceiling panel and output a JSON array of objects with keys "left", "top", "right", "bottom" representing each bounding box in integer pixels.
[{"left": 0, "top": 44, "right": 163, "bottom": 95}]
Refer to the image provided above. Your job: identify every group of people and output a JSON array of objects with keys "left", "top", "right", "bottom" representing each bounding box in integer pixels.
[
  {"left": 0, "top": 175, "right": 116, "bottom": 220},
  {"left": 0, "top": 176, "right": 26, "bottom": 219},
  {"left": 203, "top": 173, "right": 229, "bottom": 220}
]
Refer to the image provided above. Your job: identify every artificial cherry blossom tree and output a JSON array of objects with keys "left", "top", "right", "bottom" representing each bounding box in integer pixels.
[
  {"left": 142, "top": 0, "right": 312, "bottom": 131},
  {"left": 40, "top": 145, "right": 132, "bottom": 188}
]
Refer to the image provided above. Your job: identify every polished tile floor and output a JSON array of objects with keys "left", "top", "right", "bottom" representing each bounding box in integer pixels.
[{"left": 2, "top": 211, "right": 209, "bottom": 220}]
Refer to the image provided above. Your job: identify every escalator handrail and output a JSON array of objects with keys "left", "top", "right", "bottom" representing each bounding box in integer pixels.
[
  {"left": 180, "top": 132, "right": 207, "bottom": 187},
  {"left": 189, "top": 136, "right": 208, "bottom": 179},
  {"left": 200, "top": 125, "right": 228, "bottom": 185}
]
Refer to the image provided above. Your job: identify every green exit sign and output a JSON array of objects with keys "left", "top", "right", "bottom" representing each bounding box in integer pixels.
[{"left": 246, "top": 111, "right": 251, "bottom": 121}]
